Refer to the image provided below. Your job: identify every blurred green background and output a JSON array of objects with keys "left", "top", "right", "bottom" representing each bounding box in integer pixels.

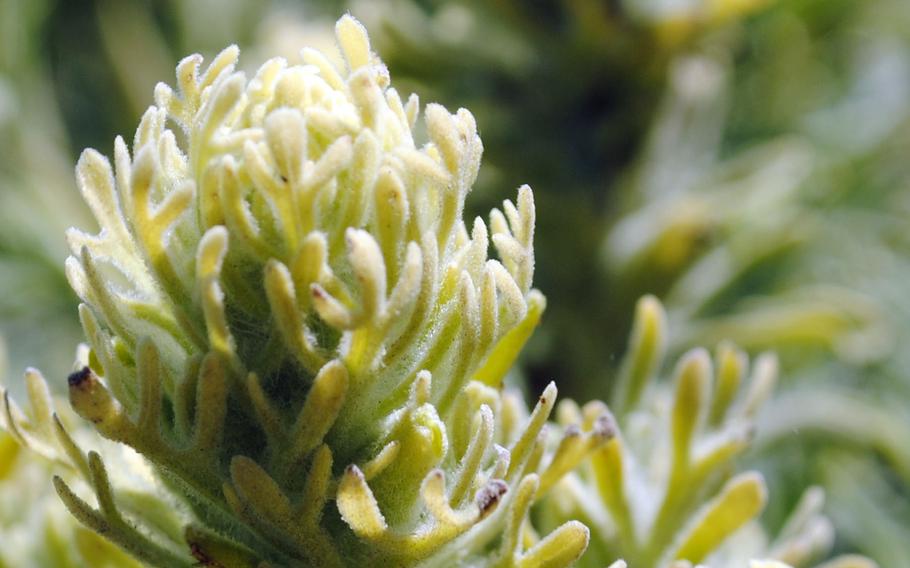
[{"left": 1, "top": 0, "right": 909, "bottom": 564}]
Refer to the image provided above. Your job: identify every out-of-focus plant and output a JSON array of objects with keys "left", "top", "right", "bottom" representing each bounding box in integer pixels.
[
  {"left": 535, "top": 297, "right": 875, "bottom": 568},
  {"left": 3, "top": 15, "right": 615, "bottom": 566},
  {"left": 0, "top": 338, "right": 144, "bottom": 568}
]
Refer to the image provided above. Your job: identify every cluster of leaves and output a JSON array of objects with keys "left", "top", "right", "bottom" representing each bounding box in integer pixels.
[
  {"left": 4, "top": 16, "right": 610, "bottom": 567},
  {"left": 536, "top": 297, "right": 874, "bottom": 568}
]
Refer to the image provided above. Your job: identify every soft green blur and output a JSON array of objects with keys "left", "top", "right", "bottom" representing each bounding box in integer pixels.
[{"left": 0, "top": 0, "right": 908, "bottom": 565}]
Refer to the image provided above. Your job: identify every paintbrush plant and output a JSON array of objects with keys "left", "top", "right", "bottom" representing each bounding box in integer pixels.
[{"left": 0, "top": 14, "right": 614, "bottom": 568}]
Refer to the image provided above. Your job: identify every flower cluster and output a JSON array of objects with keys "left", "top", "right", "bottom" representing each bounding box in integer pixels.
[{"left": 27, "top": 14, "right": 609, "bottom": 567}]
